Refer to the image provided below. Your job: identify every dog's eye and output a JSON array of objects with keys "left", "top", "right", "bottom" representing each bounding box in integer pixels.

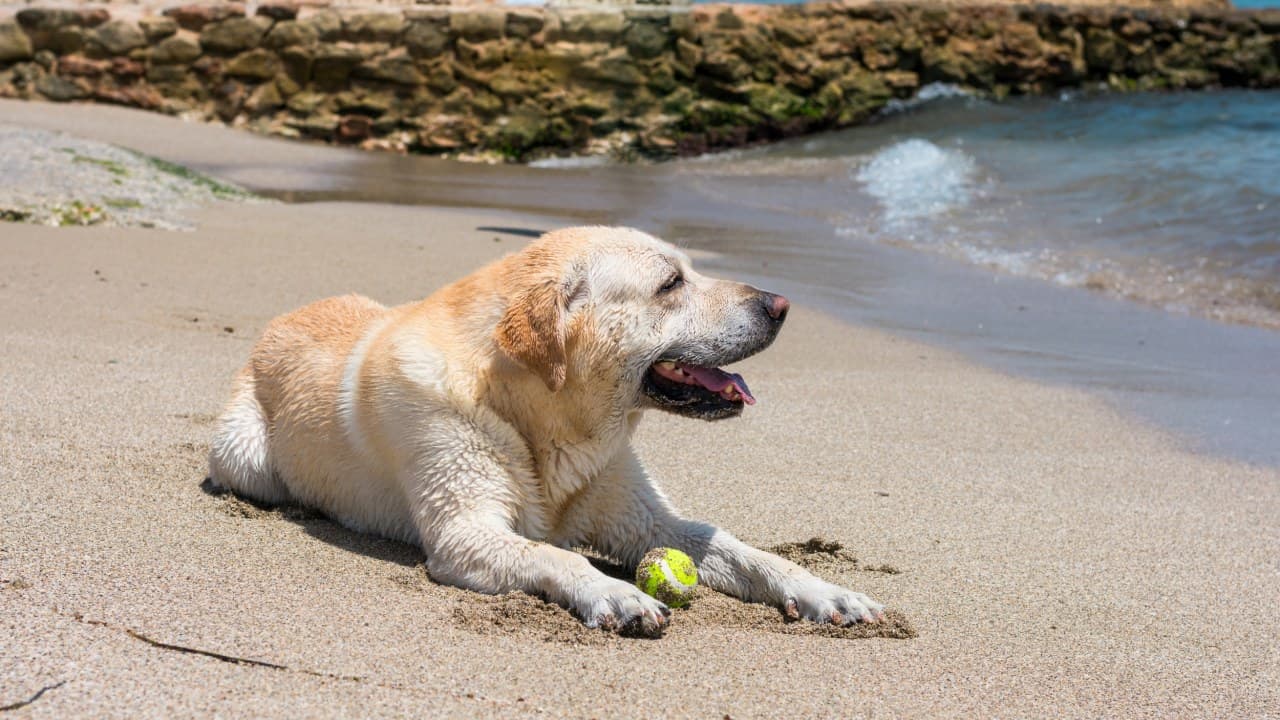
[{"left": 658, "top": 273, "right": 683, "bottom": 295}]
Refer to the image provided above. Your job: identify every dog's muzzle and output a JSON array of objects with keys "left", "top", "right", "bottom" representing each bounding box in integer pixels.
[{"left": 641, "top": 291, "right": 789, "bottom": 421}]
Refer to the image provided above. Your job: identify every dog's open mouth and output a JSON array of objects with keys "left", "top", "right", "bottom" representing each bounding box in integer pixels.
[{"left": 642, "top": 360, "right": 755, "bottom": 420}]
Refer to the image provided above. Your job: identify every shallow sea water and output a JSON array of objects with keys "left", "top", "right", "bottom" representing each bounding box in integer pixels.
[
  {"left": 72, "top": 88, "right": 1274, "bottom": 466},
  {"left": 667, "top": 89, "right": 1280, "bottom": 330}
]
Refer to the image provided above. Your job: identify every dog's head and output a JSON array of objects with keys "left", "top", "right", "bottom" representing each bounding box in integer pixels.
[{"left": 495, "top": 226, "right": 788, "bottom": 420}]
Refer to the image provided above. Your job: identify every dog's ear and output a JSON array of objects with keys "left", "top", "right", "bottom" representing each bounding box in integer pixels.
[{"left": 495, "top": 268, "right": 578, "bottom": 393}]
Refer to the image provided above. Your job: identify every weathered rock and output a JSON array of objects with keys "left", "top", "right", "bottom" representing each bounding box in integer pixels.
[
  {"left": 344, "top": 13, "right": 405, "bottom": 43},
  {"left": 200, "top": 17, "right": 271, "bottom": 55},
  {"left": 450, "top": 10, "right": 505, "bottom": 43},
  {"left": 577, "top": 48, "right": 645, "bottom": 85},
  {"left": 699, "top": 49, "right": 752, "bottom": 82},
  {"left": 506, "top": 9, "right": 545, "bottom": 40},
  {"left": 95, "top": 83, "right": 164, "bottom": 110},
  {"left": 264, "top": 20, "right": 318, "bottom": 49},
  {"left": 45, "top": 27, "right": 86, "bottom": 55},
  {"left": 280, "top": 45, "right": 313, "bottom": 83},
  {"left": 36, "top": 74, "right": 85, "bottom": 100},
  {"left": 335, "top": 90, "right": 392, "bottom": 116},
  {"left": 1243, "top": 9, "right": 1279, "bottom": 34},
  {"left": 561, "top": 12, "right": 625, "bottom": 43},
  {"left": 147, "top": 64, "right": 189, "bottom": 83},
  {"left": 354, "top": 48, "right": 424, "bottom": 85},
  {"left": 286, "top": 90, "right": 325, "bottom": 114},
  {"left": 16, "top": 8, "right": 108, "bottom": 31},
  {"left": 486, "top": 67, "right": 531, "bottom": 97},
  {"left": 404, "top": 21, "right": 449, "bottom": 58},
  {"left": 773, "top": 22, "right": 816, "bottom": 47},
  {"left": 715, "top": 8, "right": 745, "bottom": 31},
  {"left": 304, "top": 11, "right": 343, "bottom": 42},
  {"left": 883, "top": 69, "right": 920, "bottom": 91},
  {"left": 675, "top": 37, "right": 701, "bottom": 69},
  {"left": 646, "top": 60, "right": 678, "bottom": 94},
  {"left": 1084, "top": 27, "right": 1122, "bottom": 72},
  {"left": 0, "top": 2, "right": 1274, "bottom": 162},
  {"left": 257, "top": 3, "right": 300, "bottom": 22},
  {"left": 89, "top": 20, "right": 147, "bottom": 56},
  {"left": 570, "top": 92, "right": 611, "bottom": 117},
  {"left": 212, "top": 79, "right": 247, "bottom": 120},
  {"left": 139, "top": 17, "right": 179, "bottom": 43},
  {"left": 59, "top": 55, "right": 107, "bottom": 76},
  {"left": 424, "top": 63, "right": 457, "bottom": 93},
  {"left": 311, "top": 43, "right": 364, "bottom": 89},
  {"left": 744, "top": 82, "right": 807, "bottom": 121},
  {"left": 192, "top": 56, "right": 224, "bottom": 78},
  {"left": 274, "top": 72, "right": 301, "bottom": 97},
  {"left": 456, "top": 39, "right": 507, "bottom": 70},
  {"left": 15, "top": 8, "right": 106, "bottom": 54},
  {"left": 110, "top": 56, "right": 145, "bottom": 79},
  {"left": 226, "top": 48, "right": 281, "bottom": 80},
  {"left": 337, "top": 114, "right": 374, "bottom": 143},
  {"left": 151, "top": 34, "right": 202, "bottom": 65},
  {"left": 245, "top": 80, "right": 283, "bottom": 114},
  {"left": 467, "top": 88, "right": 503, "bottom": 116},
  {"left": 164, "top": 4, "right": 245, "bottom": 33},
  {"left": 491, "top": 108, "right": 551, "bottom": 157},
  {"left": 286, "top": 113, "right": 338, "bottom": 138},
  {"left": 0, "top": 22, "right": 33, "bottom": 63},
  {"left": 667, "top": 11, "right": 695, "bottom": 41},
  {"left": 623, "top": 20, "right": 668, "bottom": 59}
]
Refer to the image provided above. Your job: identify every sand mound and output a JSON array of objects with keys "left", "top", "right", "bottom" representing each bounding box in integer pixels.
[{"left": 770, "top": 537, "right": 902, "bottom": 575}]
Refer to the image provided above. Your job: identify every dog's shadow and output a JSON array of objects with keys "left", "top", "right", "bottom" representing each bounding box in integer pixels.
[
  {"left": 199, "top": 476, "right": 633, "bottom": 579},
  {"left": 199, "top": 477, "right": 421, "bottom": 568}
]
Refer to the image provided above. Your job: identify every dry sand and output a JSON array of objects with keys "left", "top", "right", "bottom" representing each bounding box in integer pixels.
[{"left": 2, "top": 108, "right": 1279, "bottom": 718}]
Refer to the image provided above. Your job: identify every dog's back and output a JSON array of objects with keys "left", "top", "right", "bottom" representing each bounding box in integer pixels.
[{"left": 209, "top": 294, "right": 418, "bottom": 539}]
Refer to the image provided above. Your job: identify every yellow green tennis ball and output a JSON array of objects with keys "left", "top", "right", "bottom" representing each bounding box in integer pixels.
[{"left": 636, "top": 547, "right": 698, "bottom": 608}]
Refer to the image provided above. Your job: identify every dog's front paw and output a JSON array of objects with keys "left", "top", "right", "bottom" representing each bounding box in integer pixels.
[
  {"left": 782, "top": 577, "right": 885, "bottom": 626},
  {"left": 573, "top": 577, "right": 671, "bottom": 637}
]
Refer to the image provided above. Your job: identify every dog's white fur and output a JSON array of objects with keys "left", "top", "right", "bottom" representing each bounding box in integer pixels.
[{"left": 209, "top": 226, "right": 883, "bottom": 635}]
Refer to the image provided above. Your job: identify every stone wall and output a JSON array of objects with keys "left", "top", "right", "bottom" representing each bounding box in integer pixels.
[{"left": 1, "top": 3, "right": 1277, "bottom": 161}]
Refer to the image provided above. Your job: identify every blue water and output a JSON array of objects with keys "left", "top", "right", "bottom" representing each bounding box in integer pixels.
[{"left": 671, "top": 89, "right": 1280, "bottom": 329}]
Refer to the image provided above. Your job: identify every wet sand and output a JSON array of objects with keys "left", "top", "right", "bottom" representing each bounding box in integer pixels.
[
  {"left": 2, "top": 105, "right": 1279, "bottom": 717},
  {"left": 5, "top": 98, "right": 1275, "bottom": 468}
]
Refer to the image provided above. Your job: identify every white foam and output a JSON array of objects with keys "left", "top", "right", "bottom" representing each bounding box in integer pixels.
[
  {"left": 855, "top": 139, "right": 978, "bottom": 227},
  {"left": 528, "top": 155, "right": 612, "bottom": 169},
  {"left": 881, "top": 83, "right": 973, "bottom": 114}
]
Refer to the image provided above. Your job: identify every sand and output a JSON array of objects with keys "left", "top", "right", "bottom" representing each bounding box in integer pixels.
[{"left": 2, "top": 105, "right": 1279, "bottom": 719}]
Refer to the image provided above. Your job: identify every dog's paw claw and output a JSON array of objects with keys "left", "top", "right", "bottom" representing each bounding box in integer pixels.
[
  {"left": 785, "top": 598, "right": 801, "bottom": 620},
  {"left": 782, "top": 578, "right": 884, "bottom": 626},
  {"left": 577, "top": 579, "right": 670, "bottom": 638}
]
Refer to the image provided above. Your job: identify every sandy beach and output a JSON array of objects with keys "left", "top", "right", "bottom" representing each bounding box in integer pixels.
[{"left": 2, "top": 104, "right": 1279, "bottom": 718}]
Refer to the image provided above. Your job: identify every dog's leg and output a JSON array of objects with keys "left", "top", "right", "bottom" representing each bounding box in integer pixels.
[
  {"left": 404, "top": 428, "right": 671, "bottom": 636},
  {"left": 208, "top": 367, "right": 292, "bottom": 505},
  {"left": 568, "top": 449, "right": 884, "bottom": 626}
]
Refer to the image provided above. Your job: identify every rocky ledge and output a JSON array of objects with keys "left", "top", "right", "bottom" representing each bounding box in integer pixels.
[{"left": 1, "top": 2, "right": 1277, "bottom": 161}]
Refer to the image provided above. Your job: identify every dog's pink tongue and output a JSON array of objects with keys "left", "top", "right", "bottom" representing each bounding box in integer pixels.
[{"left": 684, "top": 365, "right": 756, "bottom": 405}]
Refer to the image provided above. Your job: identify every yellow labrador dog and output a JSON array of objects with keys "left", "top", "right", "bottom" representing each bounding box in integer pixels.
[{"left": 209, "top": 226, "right": 884, "bottom": 636}]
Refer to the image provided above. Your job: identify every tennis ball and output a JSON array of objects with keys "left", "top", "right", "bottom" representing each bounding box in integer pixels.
[{"left": 636, "top": 547, "right": 698, "bottom": 608}]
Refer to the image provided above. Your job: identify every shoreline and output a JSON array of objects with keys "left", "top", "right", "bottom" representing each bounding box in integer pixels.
[
  {"left": 3, "top": 97, "right": 1277, "bottom": 468},
  {"left": 3, "top": 196, "right": 1278, "bottom": 718},
  {"left": 1, "top": 102, "right": 1278, "bottom": 716},
  {"left": 2, "top": 1, "right": 1277, "bottom": 161}
]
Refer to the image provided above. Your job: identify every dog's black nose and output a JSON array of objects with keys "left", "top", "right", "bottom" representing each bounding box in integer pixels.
[{"left": 760, "top": 292, "right": 790, "bottom": 323}]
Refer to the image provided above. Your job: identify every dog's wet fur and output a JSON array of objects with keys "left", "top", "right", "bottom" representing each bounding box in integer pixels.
[{"left": 208, "top": 226, "right": 883, "bottom": 636}]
